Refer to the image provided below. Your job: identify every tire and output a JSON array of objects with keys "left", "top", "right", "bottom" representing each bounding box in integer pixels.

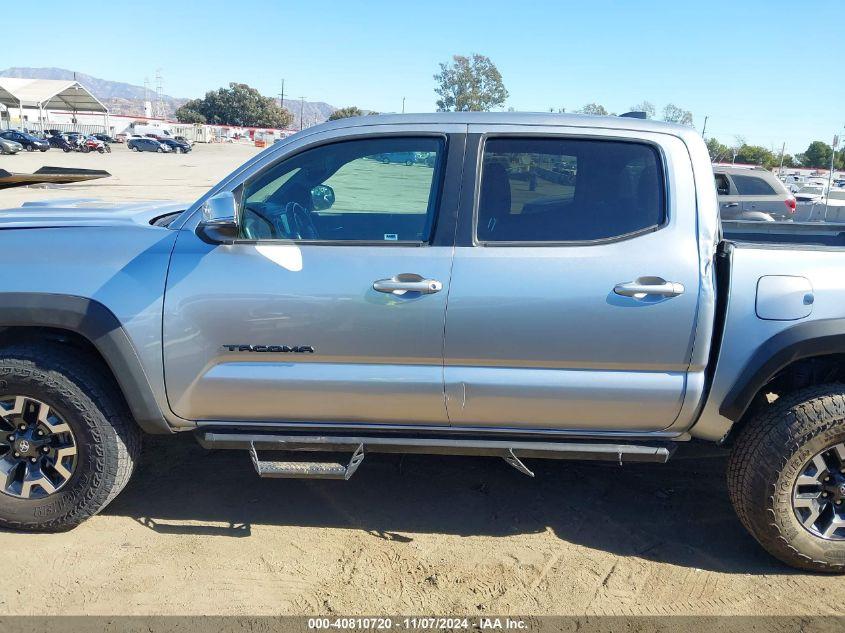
[
  {"left": 131, "top": 146, "right": 138, "bottom": 152},
  {"left": 157, "top": 148, "right": 163, "bottom": 153},
  {"left": 0, "top": 345, "right": 141, "bottom": 532},
  {"left": 25, "top": 145, "right": 33, "bottom": 152},
  {"left": 728, "top": 384, "right": 845, "bottom": 572},
  {"left": 39, "top": 148, "right": 48, "bottom": 152},
  {"left": 97, "top": 147, "right": 105, "bottom": 154}
]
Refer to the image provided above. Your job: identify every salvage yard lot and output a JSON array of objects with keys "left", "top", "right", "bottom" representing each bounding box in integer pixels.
[{"left": 0, "top": 144, "right": 843, "bottom": 616}]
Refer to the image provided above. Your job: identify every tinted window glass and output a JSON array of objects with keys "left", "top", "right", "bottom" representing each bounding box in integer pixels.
[
  {"left": 477, "top": 138, "right": 664, "bottom": 243},
  {"left": 714, "top": 173, "right": 730, "bottom": 196},
  {"left": 732, "top": 174, "right": 777, "bottom": 196},
  {"left": 241, "top": 137, "right": 443, "bottom": 242}
]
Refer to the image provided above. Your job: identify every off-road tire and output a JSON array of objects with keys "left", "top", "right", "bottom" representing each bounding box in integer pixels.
[
  {"left": 728, "top": 384, "right": 845, "bottom": 572},
  {"left": 0, "top": 345, "right": 141, "bottom": 531}
]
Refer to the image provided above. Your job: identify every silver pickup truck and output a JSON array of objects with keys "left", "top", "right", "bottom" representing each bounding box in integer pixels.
[{"left": 1, "top": 112, "right": 844, "bottom": 572}]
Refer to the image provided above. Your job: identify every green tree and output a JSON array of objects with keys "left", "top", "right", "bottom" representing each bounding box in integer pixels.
[
  {"left": 434, "top": 54, "right": 509, "bottom": 111},
  {"left": 175, "top": 83, "right": 292, "bottom": 128},
  {"left": 576, "top": 103, "right": 609, "bottom": 116},
  {"left": 798, "top": 141, "right": 833, "bottom": 168},
  {"left": 734, "top": 144, "right": 776, "bottom": 168},
  {"left": 629, "top": 101, "right": 656, "bottom": 119},
  {"left": 662, "top": 103, "right": 694, "bottom": 126},
  {"left": 328, "top": 106, "right": 373, "bottom": 121},
  {"left": 706, "top": 137, "right": 732, "bottom": 163},
  {"left": 173, "top": 105, "right": 206, "bottom": 124}
]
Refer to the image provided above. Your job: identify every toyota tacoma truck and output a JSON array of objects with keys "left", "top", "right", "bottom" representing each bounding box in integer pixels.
[{"left": 1, "top": 112, "right": 845, "bottom": 573}]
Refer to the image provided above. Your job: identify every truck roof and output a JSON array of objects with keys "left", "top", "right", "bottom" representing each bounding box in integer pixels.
[{"left": 312, "top": 111, "right": 698, "bottom": 138}]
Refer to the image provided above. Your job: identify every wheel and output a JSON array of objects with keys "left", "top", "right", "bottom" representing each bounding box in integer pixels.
[
  {"left": 728, "top": 384, "right": 845, "bottom": 572},
  {"left": 0, "top": 345, "right": 141, "bottom": 531},
  {"left": 39, "top": 149, "right": 48, "bottom": 152},
  {"left": 157, "top": 147, "right": 163, "bottom": 153},
  {"left": 131, "top": 146, "right": 139, "bottom": 152},
  {"left": 97, "top": 147, "right": 105, "bottom": 154},
  {"left": 25, "top": 146, "right": 33, "bottom": 152},
  {"left": 81, "top": 145, "right": 90, "bottom": 154},
  {"left": 62, "top": 148, "right": 71, "bottom": 153},
  {"left": 105, "top": 145, "right": 111, "bottom": 153}
]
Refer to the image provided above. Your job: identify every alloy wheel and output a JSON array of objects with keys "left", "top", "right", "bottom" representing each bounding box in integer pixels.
[
  {"left": 792, "top": 442, "right": 845, "bottom": 540},
  {"left": 0, "top": 396, "right": 77, "bottom": 499}
]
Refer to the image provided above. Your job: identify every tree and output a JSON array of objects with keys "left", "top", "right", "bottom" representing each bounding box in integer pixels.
[
  {"left": 434, "top": 54, "right": 509, "bottom": 112},
  {"left": 576, "top": 103, "right": 609, "bottom": 116},
  {"left": 173, "top": 106, "right": 206, "bottom": 124},
  {"left": 629, "top": 101, "right": 656, "bottom": 119},
  {"left": 662, "top": 103, "right": 693, "bottom": 126},
  {"left": 328, "top": 106, "right": 362, "bottom": 121},
  {"left": 798, "top": 141, "right": 833, "bottom": 169},
  {"left": 328, "top": 106, "right": 375, "bottom": 121},
  {"left": 175, "top": 82, "right": 292, "bottom": 128},
  {"left": 706, "top": 137, "right": 732, "bottom": 163},
  {"left": 734, "top": 144, "right": 776, "bottom": 168}
]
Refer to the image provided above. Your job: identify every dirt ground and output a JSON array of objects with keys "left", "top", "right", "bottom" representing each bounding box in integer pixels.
[{"left": 0, "top": 143, "right": 843, "bottom": 617}]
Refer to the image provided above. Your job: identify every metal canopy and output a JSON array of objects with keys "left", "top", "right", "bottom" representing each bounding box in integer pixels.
[{"left": 0, "top": 78, "right": 108, "bottom": 113}]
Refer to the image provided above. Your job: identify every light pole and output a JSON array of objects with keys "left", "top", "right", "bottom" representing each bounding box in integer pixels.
[
  {"left": 299, "top": 96, "right": 305, "bottom": 131},
  {"left": 401, "top": 97, "right": 405, "bottom": 114}
]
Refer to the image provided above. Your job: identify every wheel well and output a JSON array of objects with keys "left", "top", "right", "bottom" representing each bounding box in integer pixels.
[
  {"left": 724, "top": 353, "right": 845, "bottom": 445},
  {"left": 0, "top": 325, "right": 129, "bottom": 412}
]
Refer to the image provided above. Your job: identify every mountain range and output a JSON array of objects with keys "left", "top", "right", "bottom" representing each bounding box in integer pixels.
[{"left": 0, "top": 67, "right": 337, "bottom": 128}]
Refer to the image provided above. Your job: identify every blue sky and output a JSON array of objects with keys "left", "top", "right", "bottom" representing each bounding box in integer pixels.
[{"left": 6, "top": 0, "right": 842, "bottom": 153}]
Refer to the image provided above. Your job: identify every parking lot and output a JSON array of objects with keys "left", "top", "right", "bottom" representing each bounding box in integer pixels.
[{"left": 0, "top": 144, "right": 843, "bottom": 617}]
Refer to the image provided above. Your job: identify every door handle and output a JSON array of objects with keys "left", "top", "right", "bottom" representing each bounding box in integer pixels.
[
  {"left": 722, "top": 202, "right": 739, "bottom": 208},
  {"left": 373, "top": 273, "right": 442, "bottom": 295},
  {"left": 614, "top": 278, "right": 684, "bottom": 299}
]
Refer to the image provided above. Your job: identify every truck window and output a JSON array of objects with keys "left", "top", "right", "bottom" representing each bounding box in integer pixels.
[
  {"left": 241, "top": 137, "right": 444, "bottom": 243},
  {"left": 732, "top": 174, "right": 777, "bottom": 196},
  {"left": 477, "top": 137, "right": 665, "bottom": 243},
  {"left": 715, "top": 173, "right": 731, "bottom": 196}
]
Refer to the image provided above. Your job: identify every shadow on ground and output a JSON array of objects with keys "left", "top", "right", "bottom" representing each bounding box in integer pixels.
[{"left": 104, "top": 434, "right": 792, "bottom": 575}]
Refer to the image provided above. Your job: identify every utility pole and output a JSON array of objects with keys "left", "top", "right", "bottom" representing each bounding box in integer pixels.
[
  {"left": 401, "top": 97, "right": 405, "bottom": 114},
  {"left": 299, "top": 96, "right": 306, "bottom": 131},
  {"left": 278, "top": 79, "right": 285, "bottom": 109},
  {"left": 701, "top": 115, "right": 708, "bottom": 138},
  {"left": 778, "top": 142, "right": 786, "bottom": 176},
  {"left": 827, "top": 134, "right": 839, "bottom": 206}
]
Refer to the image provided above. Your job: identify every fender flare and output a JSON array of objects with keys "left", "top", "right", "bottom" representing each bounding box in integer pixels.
[
  {"left": 0, "top": 292, "right": 171, "bottom": 434},
  {"left": 720, "top": 318, "right": 845, "bottom": 421}
]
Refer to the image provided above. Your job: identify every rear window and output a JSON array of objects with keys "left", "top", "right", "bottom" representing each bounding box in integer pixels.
[
  {"left": 732, "top": 174, "right": 778, "bottom": 196},
  {"left": 477, "top": 137, "right": 665, "bottom": 243}
]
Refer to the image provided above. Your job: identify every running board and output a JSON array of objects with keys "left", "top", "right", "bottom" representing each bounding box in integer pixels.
[
  {"left": 200, "top": 431, "right": 675, "bottom": 480},
  {"left": 249, "top": 442, "right": 364, "bottom": 480}
]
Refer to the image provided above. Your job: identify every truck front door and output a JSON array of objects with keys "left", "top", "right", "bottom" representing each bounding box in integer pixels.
[{"left": 163, "top": 129, "right": 464, "bottom": 426}]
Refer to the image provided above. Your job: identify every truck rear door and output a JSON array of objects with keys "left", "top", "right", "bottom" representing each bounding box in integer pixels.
[{"left": 443, "top": 125, "right": 701, "bottom": 432}]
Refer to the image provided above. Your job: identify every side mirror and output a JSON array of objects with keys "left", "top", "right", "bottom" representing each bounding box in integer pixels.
[
  {"left": 197, "top": 191, "right": 238, "bottom": 243},
  {"left": 311, "top": 184, "right": 335, "bottom": 211}
]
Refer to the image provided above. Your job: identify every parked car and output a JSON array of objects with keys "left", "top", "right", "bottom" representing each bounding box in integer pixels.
[
  {"left": 91, "top": 133, "right": 117, "bottom": 144},
  {"left": 127, "top": 137, "right": 171, "bottom": 153},
  {"left": 46, "top": 134, "right": 73, "bottom": 152},
  {"left": 374, "top": 151, "right": 417, "bottom": 165},
  {"left": 114, "top": 133, "right": 127, "bottom": 143},
  {"left": 158, "top": 138, "right": 191, "bottom": 154},
  {"left": 5, "top": 113, "right": 845, "bottom": 572},
  {"left": 0, "top": 130, "right": 49, "bottom": 152},
  {"left": 173, "top": 135, "right": 193, "bottom": 147},
  {"left": 0, "top": 137, "right": 23, "bottom": 155},
  {"left": 714, "top": 166, "right": 796, "bottom": 222}
]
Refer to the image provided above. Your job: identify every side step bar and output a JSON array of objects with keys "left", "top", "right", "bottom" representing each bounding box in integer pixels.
[
  {"left": 249, "top": 442, "right": 365, "bottom": 480},
  {"left": 200, "top": 431, "right": 676, "bottom": 480}
]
